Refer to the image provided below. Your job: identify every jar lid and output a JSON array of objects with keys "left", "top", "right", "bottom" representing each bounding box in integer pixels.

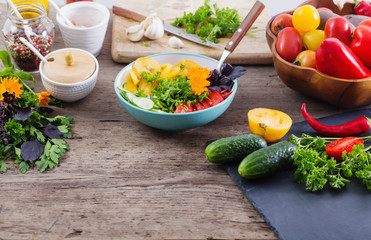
[{"left": 43, "top": 49, "right": 95, "bottom": 84}]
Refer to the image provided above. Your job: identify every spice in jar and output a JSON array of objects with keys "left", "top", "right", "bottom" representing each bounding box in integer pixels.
[
  {"left": 2, "top": 1, "right": 54, "bottom": 72},
  {"left": 5, "top": 32, "right": 53, "bottom": 72}
]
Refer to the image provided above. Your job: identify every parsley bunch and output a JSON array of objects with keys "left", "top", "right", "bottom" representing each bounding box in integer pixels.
[
  {"left": 171, "top": 0, "right": 241, "bottom": 43},
  {"left": 0, "top": 51, "right": 73, "bottom": 174},
  {"left": 151, "top": 75, "right": 207, "bottom": 112},
  {"left": 288, "top": 134, "right": 371, "bottom": 192}
]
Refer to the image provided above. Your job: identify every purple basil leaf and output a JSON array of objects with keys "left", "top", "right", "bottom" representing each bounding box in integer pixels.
[
  {"left": 21, "top": 139, "right": 44, "bottom": 162},
  {"left": 221, "top": 63, "right": 233, "bottom": 76},
  {"left": 227, "top": 66, "right": 247, "bottom": 79},
  {"left": 11, "top": 105, "right": 32, "bottom": 121},
  {"left": 208, "top": 86, "right": 222, "bottom": 92},
  {"left": 36, "top": 106, "right": 54, "bottom": 115},
  {"left": 44, "top": 125, "right": 63, "bottom": 139}
]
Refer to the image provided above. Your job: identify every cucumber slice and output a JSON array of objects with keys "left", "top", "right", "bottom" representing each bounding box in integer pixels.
[{"left": 132, "top": 97, "right": 154, "bottom": 110}]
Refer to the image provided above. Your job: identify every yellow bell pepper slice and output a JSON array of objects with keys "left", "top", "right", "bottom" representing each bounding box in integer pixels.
[{"left": 248, "top": 108, "right": 292, "bottom": 143}]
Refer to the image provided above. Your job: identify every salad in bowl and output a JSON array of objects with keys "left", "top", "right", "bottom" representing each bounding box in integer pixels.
[{"left": 114, "top": 53, "right": 246, "bottom": 131}]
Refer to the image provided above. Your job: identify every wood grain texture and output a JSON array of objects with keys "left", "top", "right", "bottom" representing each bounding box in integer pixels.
[
  {"left": 111, "top": 0, "right": 273, "bottom": 65},
  {"left": 0, "top": 3, "right": 367, "bottom": 240}
]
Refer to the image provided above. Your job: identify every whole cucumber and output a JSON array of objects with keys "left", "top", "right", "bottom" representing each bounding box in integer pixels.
[
  {"left": 205, "top": 134, "right": 267, "bottom": 164},
  {"left": 238, "top": 141, "right": 296, "bottom": 179}
]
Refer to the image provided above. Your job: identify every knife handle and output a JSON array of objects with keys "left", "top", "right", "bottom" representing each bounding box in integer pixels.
[
  {"left": 112, "top": 4, "right": 147, "bottom": 22},
  {"left": 225, "top": 1, "right": 265, "bottom": 53}
]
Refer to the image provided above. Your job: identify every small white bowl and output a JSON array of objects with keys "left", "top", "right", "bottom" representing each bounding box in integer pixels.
[
  {"left": 56, "top": 2, "right": 110, "bottom": 56},
  {"left": 40, "top": 48, "right": 99, "bottom": 102}
]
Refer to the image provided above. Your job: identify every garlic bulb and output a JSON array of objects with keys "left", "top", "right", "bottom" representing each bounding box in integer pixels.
[
  {"left": 168, "top": 36, "right": 184, "bottom": 49},
  {"left": 126, "top": 24, "right": 144, "bottom": 42},
  {"left": 143, "top": 15, "right": 164, "bottom": 40},
  {"left": 126, "top": 13, "right": 164, "bottom": 42}
]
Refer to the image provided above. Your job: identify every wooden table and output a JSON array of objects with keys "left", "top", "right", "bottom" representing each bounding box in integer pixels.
[{"left": 0, "top": 6, "right": 364, "bottom": 240}]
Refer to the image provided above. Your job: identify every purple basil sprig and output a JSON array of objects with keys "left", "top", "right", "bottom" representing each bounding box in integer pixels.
[{"left": 208, "top": 63, "right": 247, "bottom": 92}]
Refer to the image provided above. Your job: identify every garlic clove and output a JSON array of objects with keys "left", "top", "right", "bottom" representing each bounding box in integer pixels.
[
  {"left": 143, "top": 15, "right": 164, "bottom": 40},
  {"left": 126, "top": 24, "right": 145, "bottom": 42},
  {"left": 168, "top": 36, "right": 184, "bottom": 49}
]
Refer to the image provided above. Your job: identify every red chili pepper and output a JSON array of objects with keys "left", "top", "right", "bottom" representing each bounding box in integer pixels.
[
  {"left": 221, "top": 91, "right": 233, "bottom": 99},
  {"left": 355, "top": 1, "right": 371, "bottom": 17},
  {"left": 301, "top": 103, "right": 371, "bottom": 137}
]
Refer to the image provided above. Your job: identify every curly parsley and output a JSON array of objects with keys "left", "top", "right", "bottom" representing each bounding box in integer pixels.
[{"left": 288, "top": 134, "right": 371, "bottom": 192}]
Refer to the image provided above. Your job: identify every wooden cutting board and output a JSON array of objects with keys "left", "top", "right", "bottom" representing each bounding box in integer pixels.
[{"left": 111, "top": 0, "right": 273, "bottom": 65}]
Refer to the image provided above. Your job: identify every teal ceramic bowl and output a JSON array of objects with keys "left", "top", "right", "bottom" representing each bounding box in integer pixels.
[{"left": 114, "top": 53, "right": 238, "bottom": 131}]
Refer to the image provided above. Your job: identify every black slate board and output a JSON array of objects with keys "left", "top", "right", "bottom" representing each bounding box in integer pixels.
[{"left": 223, "top": 108, "right": 371, "bottom": 240}]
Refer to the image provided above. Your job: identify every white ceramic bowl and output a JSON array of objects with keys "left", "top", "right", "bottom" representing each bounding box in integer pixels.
[
  {"left": 114, "top": 53, "right": 238, "bottom": 131},
  {"left": 40, "top": 48, "right": 99, "bottom": 102},
  {"left": 56, "top": 2, "right": 110, "bottom": 56}
]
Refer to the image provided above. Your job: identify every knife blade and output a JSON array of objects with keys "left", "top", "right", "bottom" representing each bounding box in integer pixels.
[{"left": 112, "top": 4, "right": 223, "bottom": 48}]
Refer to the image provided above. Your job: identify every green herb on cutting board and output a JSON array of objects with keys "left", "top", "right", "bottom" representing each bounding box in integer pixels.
[
  {"left": 171, "top": 0, "right": 244, "bottom": 43},
  {"left": 288, "top": 134, "right": 371, "bottom": 192}
]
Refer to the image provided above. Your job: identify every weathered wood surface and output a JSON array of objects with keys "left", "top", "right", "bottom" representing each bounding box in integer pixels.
[{"left": 0, "top": 4, "right": 367, "bottom": 240}]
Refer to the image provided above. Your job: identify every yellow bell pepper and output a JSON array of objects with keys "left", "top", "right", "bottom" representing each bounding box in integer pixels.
[{"left": 248, "top": 108, "right": 292, "bottom": 143}]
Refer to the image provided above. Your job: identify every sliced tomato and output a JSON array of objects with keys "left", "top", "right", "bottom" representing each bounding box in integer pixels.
[
  {"left": 200, "top": 99, "right": 211, "bottom": 108},
  {"left": 325, "top": 137, "right": 364, "bottom": 161},
  {"left": 206, "top": 91, "right": 224, "bottom": 106},
  {"left": 174, "top": 103, "right": 194, "bottom": 113}
]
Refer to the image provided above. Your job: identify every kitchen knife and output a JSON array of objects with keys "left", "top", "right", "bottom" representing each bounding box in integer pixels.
[{"left": 112, "top": 3, "right": 223, "bottom": 48}]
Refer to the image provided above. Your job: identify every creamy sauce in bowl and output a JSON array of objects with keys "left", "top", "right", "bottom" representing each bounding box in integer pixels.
[{"left": 43, "top": 49, "right": 96, "bottom": 84}]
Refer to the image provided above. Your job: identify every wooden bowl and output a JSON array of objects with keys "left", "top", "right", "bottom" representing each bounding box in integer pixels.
[{"left": 265, "top": 0, "right": 371, "bottom": 108}]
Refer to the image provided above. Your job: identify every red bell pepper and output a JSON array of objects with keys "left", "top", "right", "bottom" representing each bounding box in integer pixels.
[
  {"left": 355, "top": 1, "right": 371, "bottom": 17},
  {"left": 315, "top": 38, "right": 371, "bottom": 79},
  {"left": 351, "top": 24, "right": 371, "bottom": 67}
]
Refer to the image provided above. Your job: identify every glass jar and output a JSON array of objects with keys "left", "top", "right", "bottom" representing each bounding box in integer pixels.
[{"left": 2, "top": 1, "right": 54, "bottom": 72}]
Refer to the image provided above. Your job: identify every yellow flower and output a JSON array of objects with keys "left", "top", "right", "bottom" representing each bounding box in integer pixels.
[
  {"left": 0, "top": 77, "right": 23, "bottom": 100},
  {"left": 38, "top": 91, "right": 51, "bottom": 106},
  {"left": 186, "top": 67, "right": 210, "bottom": 95}
]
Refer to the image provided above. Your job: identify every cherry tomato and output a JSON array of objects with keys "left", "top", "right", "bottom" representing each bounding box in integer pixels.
[
  {"left": 324, "top": 17, "right": 352, "bottom": 46},
  {"left": 206, "top": 91, "right": 224, "bottom": 106},
  {"left": 350, "top": 24, "right": 371, "bottom": 67},
  {"left": 174, "top": 103, "right": 194, "bottom": 113},
  {"left": 270, "top": 13, "right": 293, "bottom": 35},
  {"left": 275, "top": 27, "right": 302, "bottom": 63},
  {"left": 325, "top": 137, "right": 364, "bottom": 161},
  {"left": 294, "top": 50, "right": 316, "bottom": 68},
  {"left": 359, "top": 19, "right": 371, "bottom": 27},
  {"left": 292, "top": 5, "right": 320, "bottom": 33},
  {"left": 302, "top": 29, "right": 325, "bottom": 51}
]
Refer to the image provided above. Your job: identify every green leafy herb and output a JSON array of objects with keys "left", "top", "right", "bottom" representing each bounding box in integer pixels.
[
  {"left": 171, "top": 0, "right": 242, "bottom": 43},
  {"left": 288, "top": 134, "right": 371, "bottom": 192}
]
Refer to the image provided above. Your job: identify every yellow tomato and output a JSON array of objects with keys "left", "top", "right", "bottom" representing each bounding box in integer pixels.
[
  {"left": 302, "top": 29, "right": 325, "bottom": 51},
  {"left": 176, "top": 60, "right": 201, "bottom": 75},
  {"left": 129, "top": 70, "right": 140, "bottom": 85},
  {"left": 133, "top": 57, "right": 161, "bottom": 75},
  {"left": 247, "top": 108, "right": 292, "bottom": 143},
  {"left": 160, "top": 64, "right": 181, "bottom": 79},
  {"left": 292, "top": 5, "right": 320, "bottom": 33}
]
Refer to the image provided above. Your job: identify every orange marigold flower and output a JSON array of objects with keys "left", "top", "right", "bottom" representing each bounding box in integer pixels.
[
  {"left": 0, "top": 77, "right": 23, "bottom": 100},
  {"left": 38, "top": 91, "right": 51, "bottom": 106},
  {"left": 186, "top": 67, "right": 210, "bottom": 95}
]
